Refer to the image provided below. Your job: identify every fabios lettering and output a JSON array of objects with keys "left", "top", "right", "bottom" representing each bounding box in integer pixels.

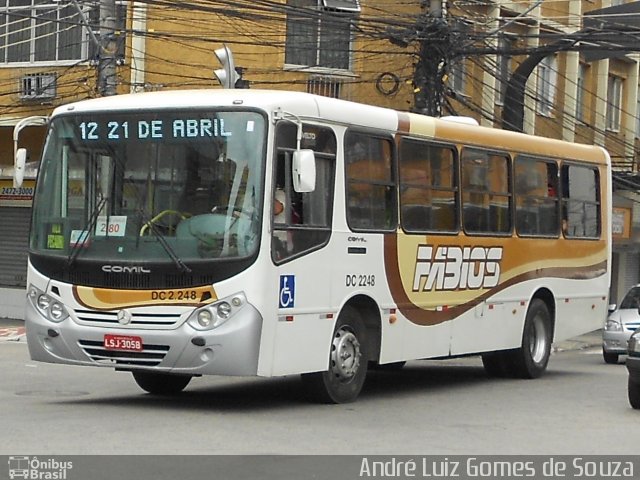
[{"left": 413, "top": 245, "right": 503, "bottom": 292}]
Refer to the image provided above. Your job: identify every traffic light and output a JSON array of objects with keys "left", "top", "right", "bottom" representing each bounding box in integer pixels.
[{"left": 214, "top": 44, "right": 240, "bottom": 89}]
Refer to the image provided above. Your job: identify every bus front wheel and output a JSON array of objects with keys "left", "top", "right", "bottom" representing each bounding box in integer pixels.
[
  {"left": 510, "top": 298, "right": 552, "bottom": 379},
  {"left": 132, "top": 371, "right": 192, "bottom": 395},
  {"left": 629, "top": 377, "right": 640, "bottom": 409},
  {"left": 302, "top": 307, "right": 368, "bottom": 404}
]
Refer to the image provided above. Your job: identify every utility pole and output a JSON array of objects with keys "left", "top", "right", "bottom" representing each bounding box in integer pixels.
[
  {"left": 413, "top": 0, "right": 449, "bottom": 117},
  {"left": 98, "top": 0, "right": 118, "bottom": 96}
]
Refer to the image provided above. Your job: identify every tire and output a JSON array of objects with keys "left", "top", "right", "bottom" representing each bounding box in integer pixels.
[
  {"left": 603, "top": 349, "right": 619, "bottom": 365},
  {"left": 628, "top": 377, "right": 640, "bottom": 409},
  {"left": 481, "top": 352, "right": 512, "bottom": 378},
  {"left": 302, "top": 307, "right": 368, "bottom": 404},
  {"left": 132, "top": 371, "right": 192, "bottom": 395},
  {"left": 509, "top": 298, "right": 552, "bottom": 379}
]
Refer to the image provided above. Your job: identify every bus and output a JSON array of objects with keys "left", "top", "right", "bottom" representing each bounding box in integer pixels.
[{"left": 19, "top": 89, "right": 611, "bottom": 403}]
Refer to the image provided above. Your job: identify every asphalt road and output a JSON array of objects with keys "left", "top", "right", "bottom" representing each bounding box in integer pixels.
[{"left": 0, "top": 335, "right": 634, "bottom": 457}]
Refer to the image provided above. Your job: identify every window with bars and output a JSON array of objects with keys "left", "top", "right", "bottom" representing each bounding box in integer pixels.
[
  {"left": 307, "top": 76, "right": 349, "bottom": 99},
  {"left": 20, "top": 72, "right": 56, "bottom": 99},
  {"left": 0, "top": 0, "right": 126, "bottom": 64},
  {"left": 285, "top": 0, "right": 359, "bottom": 71}
]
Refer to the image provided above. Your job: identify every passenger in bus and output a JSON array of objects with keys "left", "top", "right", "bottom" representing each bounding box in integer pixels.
[
  {"left": 273, "top": 188, "right": 291, "bottom": 258},
  {"left": 273, "top": 188, "right": 286, "bottom": 224}
]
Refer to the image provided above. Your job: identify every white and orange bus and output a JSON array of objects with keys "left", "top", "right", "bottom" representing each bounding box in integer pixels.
[{"left": 20, "top": 89, "right": 611, "bottom": 403}]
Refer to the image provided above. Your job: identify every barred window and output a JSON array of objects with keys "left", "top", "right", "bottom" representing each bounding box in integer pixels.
[
  {"left": 285, "top": 0, "right": 357, "bottom": 71},
  {"left": 0, "top": 1, "right": 126, "bottom": 64}
]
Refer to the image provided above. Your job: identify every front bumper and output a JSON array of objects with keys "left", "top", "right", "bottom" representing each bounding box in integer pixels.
[
  {"left": 26, "top": 300, "right": 263, "bottom": 376},
  {"left": 602, "top": 329, "right": 632, "bottom": 354}
]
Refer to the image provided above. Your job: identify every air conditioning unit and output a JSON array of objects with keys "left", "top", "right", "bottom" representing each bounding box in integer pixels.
[{"left": 20, "top": 73, "right": 57, "bottom": 100}]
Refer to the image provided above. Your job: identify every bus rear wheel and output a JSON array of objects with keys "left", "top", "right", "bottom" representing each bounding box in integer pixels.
[
  {"left": 509, "top": 298, "right": 552, "bottom": 379},
  {"left": 481, "top": 351, "right": 512, "bottom": 378},
  {"left": 302, "top": 307, "right": 368, "bottom": 404},
  {"left": 132, "top": 371, "right": 192, "bottom": 395}
]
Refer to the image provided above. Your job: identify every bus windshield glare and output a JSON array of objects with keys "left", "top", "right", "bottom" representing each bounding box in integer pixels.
[{"left": 30, "top": 110, "right": 266, "bottom": 264}]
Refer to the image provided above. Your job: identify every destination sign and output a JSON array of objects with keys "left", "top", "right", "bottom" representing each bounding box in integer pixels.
[{"left": 77, "top": 117, "right": 239, "bottom": 141}]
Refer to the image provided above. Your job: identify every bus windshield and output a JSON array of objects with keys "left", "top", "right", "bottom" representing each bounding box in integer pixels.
[{"left": 30, "top": 110, "right": 266, "bottom": 264}]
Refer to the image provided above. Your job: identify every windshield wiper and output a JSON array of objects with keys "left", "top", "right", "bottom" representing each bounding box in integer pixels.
[
  {"left": 136, "top": 206, "right": 192, "bottom": 274},
  {"left": 67, "top": 196, "right": 107, "bottom": 267}
]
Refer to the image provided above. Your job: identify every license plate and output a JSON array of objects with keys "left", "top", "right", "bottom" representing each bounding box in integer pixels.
[{"left": 104, "top": 334, "right": 143, "bottom": 352}]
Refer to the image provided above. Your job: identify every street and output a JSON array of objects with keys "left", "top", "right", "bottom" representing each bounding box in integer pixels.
[{"left": 0, "top": 339, "right": 636, "bottom": 456}]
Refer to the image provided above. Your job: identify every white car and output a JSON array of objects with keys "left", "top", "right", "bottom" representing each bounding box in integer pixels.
[{"left": 603, "top": 285, "right": 640, "bottom": 364}]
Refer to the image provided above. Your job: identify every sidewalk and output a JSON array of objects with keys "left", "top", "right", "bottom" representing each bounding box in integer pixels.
[
  {"left": 0, "top": 315, "right": 603, "bottom": 350},
  {"left": 553, "top": 329, "right": 602, "bottom": 353},
  {"left": 0, "top": 317, "right": 25, "bottom": 342}
]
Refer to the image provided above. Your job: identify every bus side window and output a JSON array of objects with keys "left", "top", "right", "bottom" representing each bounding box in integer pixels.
[
  {"left": 515, "top": 156, "right": 559, "bottom": 237},
  {"left": 272, "top": 123, "right": 336, "bottom": 263},
  {"left": 399, "top": 138, "right": 457, "bottom": 233},
  {"left": 461, "top": 148, "right": 511, "bottom": 235},
  {"left": 345, "top": 132, "right": 396, "bottom": 231},
  {"left": 561, "top": 164, "right": 600, "bottom": 238}
]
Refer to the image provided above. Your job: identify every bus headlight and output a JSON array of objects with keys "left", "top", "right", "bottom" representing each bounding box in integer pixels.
[
  {"left": 197, "top": 310, "right": 213, "bottom": 328},
  {"left": 28, "top": 285, "right": 70, "bottom": 323},
  {"left": 188, "top": 293, "right": 246, "bottom": 331}
]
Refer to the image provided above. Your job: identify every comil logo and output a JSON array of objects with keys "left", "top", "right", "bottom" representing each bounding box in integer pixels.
[
  {"left": 8, "top": 456, "right": 73, "bottom": 480},
  {"left": 412, "top": 244, "right": 503, "bottom": 292},
  {"left": 102, "top": 265, "right": 150, "bottom": 274}
]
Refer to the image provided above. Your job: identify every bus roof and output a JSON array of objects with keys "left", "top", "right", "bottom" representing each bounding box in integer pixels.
[
  {"left": 52, "top": 89, "right": 608, "bottom": 165},
  {"left": 51, "top": 88, "right": 399, "bottom": 132}
]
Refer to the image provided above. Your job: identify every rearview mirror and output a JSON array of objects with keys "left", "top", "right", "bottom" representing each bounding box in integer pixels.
[
  {"left": 14, "top": 148, "right": 27, "bottom": 188},
  {"left": 292, "top": 149, "right": 316, "bottom": 193}
]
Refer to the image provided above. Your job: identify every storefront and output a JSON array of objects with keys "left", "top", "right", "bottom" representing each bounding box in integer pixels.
[
  {"left": 0, "top": 175, "right": 36, "bottom": 287},
  {"left": 0, "top": 121, "right": 45, "bottom": 318},
  {"left": 610, "top": 195, "right": 640, "bottom": 306}
]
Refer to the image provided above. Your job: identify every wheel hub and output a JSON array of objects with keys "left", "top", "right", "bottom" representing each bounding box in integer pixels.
[
  {"left": 529, "top": 314, "right": 548, "bottom": 364},
  {"left": 330, "top": 327, "right": 361, "bottom": 382}
]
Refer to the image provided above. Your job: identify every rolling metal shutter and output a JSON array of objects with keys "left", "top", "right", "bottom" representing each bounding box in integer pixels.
[
  {"left": 0, "top": 207, "right": 31, "bottom": 287},
  {"left": 623, "top": 252, "right": 640, "bottom": 298}
]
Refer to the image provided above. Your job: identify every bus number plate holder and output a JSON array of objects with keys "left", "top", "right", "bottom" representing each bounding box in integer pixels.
[{"left": 104, "top": 334, "right": 143, "bottom": 352}]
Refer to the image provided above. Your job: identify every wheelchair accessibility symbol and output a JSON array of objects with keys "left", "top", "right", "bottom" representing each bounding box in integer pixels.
[{"left": 279, "top": 275, "right": 295, "bottom": 308}]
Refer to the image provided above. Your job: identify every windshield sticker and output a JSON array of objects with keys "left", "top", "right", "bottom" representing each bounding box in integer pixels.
[
  {"left": 95, "top": 216, "right": 127, "bottom": 237},
  {"left": 46, "top": 223, "right": 64, "bottom": 250},
  {"left": 70, "top": 230, "right": 90, "bottom": 247}
]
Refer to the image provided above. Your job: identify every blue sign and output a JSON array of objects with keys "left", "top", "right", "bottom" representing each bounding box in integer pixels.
[{"left": 279, "top": 275, "right": 295, "bottom": 309}]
